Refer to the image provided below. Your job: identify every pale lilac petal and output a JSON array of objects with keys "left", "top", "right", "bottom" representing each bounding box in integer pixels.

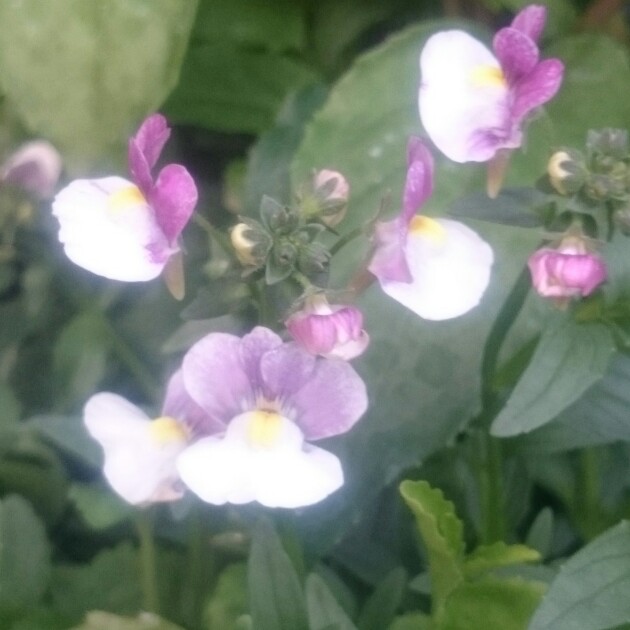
[
  {"left": 182, "top": 333, "right": 254, "bottom": 423},
  {"left": 368, "top": 218, "right": 412, "bottom": 283},
  {"left": 380, "top": 219, "right": 494, "bottom": 320},
  {"left": 511, "top": 5, "right": 546, "bottom": 42},
  {"left": 238, "top": 327, "right": 284, "bottom": 392},
  {"left": 289, "top": 358, "right": 368, "bottom": 440},
  {"left": 1, "top": 140, "right": 62, "bottom": 199},
  {"left": 325, "top": 332, "right": 370, "bottom": 361},
  {"left": 128, "top": 114, "right": 170, "bottom": 193},
  {"left": 52, "top": 177, "right": 171, "bottom": 281},
  {"left": 511, "top": 58, "right": 564, "bottom": 122},
  {"left": 493, "top": 27, "right": 539, "bottom": 82},
  {"left": 402, "top": 137, "right": 434, "bottom": 221},
  {"left": 162, "top": 369, "right": 225, "bottom": 434},
  {"left": 260, "top": 344, "right": 317, "bottom": 401},
  {"left": 149, "top": 164, "right": 198, "bottom": 245},
  {"left": 419, "top": 30, "right": 510, "bottom": 162}
]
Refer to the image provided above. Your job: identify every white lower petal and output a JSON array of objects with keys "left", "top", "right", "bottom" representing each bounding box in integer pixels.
[
  {"left": 53, "top": 177, "right": 170, "bottom": 281},
  {"left": 177, "top": 414, "right": 344, "bottom": 508},
  {"left": 419, "top": 31, "right": 511, "bottom": 162},
  {"left": 84, "top": 393, "right": 187, "bottom": 505},
  {"left": 381, "top": 219, "right": 493, "bottom": 320}
]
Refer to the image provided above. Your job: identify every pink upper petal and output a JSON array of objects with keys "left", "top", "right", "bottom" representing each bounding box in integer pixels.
[
  {"left": 402, "top": 137, "right": 434, "bottom": 223},
  {"left": 511, "top": 5, "right": 546, "bottom": 42},
  {"left": 493, "top": 27, "right": 539, "bottom": 83},
  {"left": 149, "top": 164, "right": 198, "bottom": 245},
  {"left": 511, "top": 58, "right": 564, "bottom": 122},
  {"left": 128, "top": 114, "right": 171, "bottom": 194},
  {"left": 260, "top": 344, "right": 317, "bottom": 401}
]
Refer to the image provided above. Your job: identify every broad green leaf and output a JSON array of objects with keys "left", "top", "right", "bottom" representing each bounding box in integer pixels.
[
  {"left": 306, "top": 573, "right": 357, "bottom": 630},
  {"left": 439, "top": 577, "right": 545, "bottom": 630},
  {"left": 491, "top": 316, "right": 615, "bottom": 437},
  {"left": 247, "top": 520, "right": 309, "bottom": 630},
  {"left": 203, "top": 563, "right": 249, "bottom": 630},
  {"left": 0, "top": 383, "right": 20, "bottom": 429},
  {"left": 7, "top": 606, "right": 72, "bottom": 629},
  {"left": 68, "top": 483, "right": 133, "bottom": 530},
  {"left": 51, "top": 543, "right": 142, "bottom": 619},
  {"left": 387, "top": 612, "right": 432, "bottom": 630},
  {"left": 464, "top": 542, "right": 540, "bottom": 579},
  {"left": 529, "top": 521, "right": 630, "bottom": 630},
  {"left": 525, "top": 508, "right": 554, "bottom": 558},
  {"left": 357, "top": 567, "right": 407, "bottom": 630},
  {"left": 0, "top": 495, "right": 50, "bottom": 610},
  {"left": 399, "top": 480, "right": 464, "bottom": 608},
  {"left": 70, "top": 611, "right": 185, "bottom": 630},
  {"left": 0, "top": 0, "right": 198, "bottom": 170}
]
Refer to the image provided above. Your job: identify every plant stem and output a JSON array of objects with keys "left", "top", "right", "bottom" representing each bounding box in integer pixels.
[
  {"left": 479, "top": 436, "right": 506, "bottom": 544},
  {"left": 329, "top": 226, "right": 364, "bottom": 257},
  {"left": 576, "top": 448, "right": 601, "bottom": 540},
  {"left": 180, "top": 506, "right": 209, "bottom": 627},
  {"left": 136, "top": 510, "right": 160, "bottom": 614}
]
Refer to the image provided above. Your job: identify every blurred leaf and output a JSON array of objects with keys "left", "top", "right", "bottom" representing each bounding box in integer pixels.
[
  {"left": 529, "top": 521, "right": 630, "bottom": 630},
  {"left": 0, "top": 0, "right": 198, "bottom": 170},
  {"left": 0, "top": 382, "right": 20, "bottom": 429},
  {"left": 357, "top": 567, "right": 407, "bottom": 630},
  {"left": 399, "top": 480, "right": 464, "bottom": 608},
  {"left": 305, "top": 573, "right": 357, "bottom": 630},
  {"left": 525, "top": 508, "right": 554, "bottom": 558},
  {"left": 387, "top": 612, "right": 432, "bottom": 630},
  {"left": 7, "top": 607, "right": 73, "bottom": 630},
  {"left": 247, "top": 520, "right": 309, "bottom": 630},
  {"left": 491, "top": 316, "right": 615, "bottom": 437},
  {"left": 68, "top": 483, "right": 133, "bottom": 530},
  {"left": 0, "top": 494, "right": 50, "bottom": 610},
  {"left": 439, "top": 577, "right": 545, "bottom": 630},
  {"left": 464, "top": 542, "right": 540, "bottom": 579},
  {"left": 51, "top": 543, "right": 142, "bottom": 619},
  {"left": 203, "top": 563, "right": 249, "bottom": 630},
  {"left": 161, "top": 316, "right": 245, "bottom": 354},
  {"left": 70, "top": 611, "right": 185, "bottom": 630}
]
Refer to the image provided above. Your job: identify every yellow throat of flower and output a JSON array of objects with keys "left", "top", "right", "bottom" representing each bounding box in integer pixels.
[
  {"left": 247, "top": 410, "right": 283, "bottom": 449},
  {"left": 409, "top": 215, "right": 447, "bottom": 243},
  {"left": 470, "top": 65, "right": 506, "bottom": 88},
  {"left": 149, "top": 416, "right": 189, "bottom": 445},
  {"left": 108, "top": 185, "right": 146, "bottom": 213}
]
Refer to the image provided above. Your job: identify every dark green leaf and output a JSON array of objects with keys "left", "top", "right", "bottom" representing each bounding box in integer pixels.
[
  {"left": 203, "top": 563, "right": 249, "bottom": 630},
  {"left": 68, "top": 483, "right": 133, "bottom": 530},
  {"left": 357, "top": 567, "right": 407, "bottom": 630},
  {"left": 525, "top": 508, "right": 554, "bottom": 558},
  {"left": 306, "top": 573, "right": 357, "bottom": 630}
]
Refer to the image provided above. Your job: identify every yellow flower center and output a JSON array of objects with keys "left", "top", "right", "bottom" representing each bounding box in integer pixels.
[
  {"left": 247, "top": 410, "right": 283, "bottom": 449},
  {"left": 470, "top": 65, "right": 506, "bottom": 88},
  {"left": 108, "top": 185, "right": 146, "bottom": 213},
  {"left": 148, "top": 416, "right": 188, "bottom": 445},
  {"left": 409, "top": 215, "right": 447, "bottom": 243}
]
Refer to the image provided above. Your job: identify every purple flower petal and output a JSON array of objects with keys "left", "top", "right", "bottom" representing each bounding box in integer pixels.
[
  {"left": 289, "top": 358, "right": 368, "bottom": 440},
  {"left": 368, "top": 218, "right": 412, "bottom": 284},
  {"left": 493, "top": 27, "right": 539, "bottom": 83},
  {"left": 182, "top": 333, "right": 254, "bottom": 424},
  {"left": 128, "top": 114, "right": 170, "bottom": 191},
  {"left": 402, "top": 137, "right": 434, "bottom": 222},
  {"left": 511, "top": 5, "right": 546, "bottom": 42},
  {"left": 260, "top": 344, "right": 317, "bottom": 401},
  {"left": 511, "top": 58, "right": 564, "bottom": 122},
  {"left": 239, "top": 327, "right": 284, "bottom": 393},
  {"left": 149, "top": 164, "right": 198, "bottom": 245},
  {"left": 162, "top": 369, "right": 225, "bottom": 435}
]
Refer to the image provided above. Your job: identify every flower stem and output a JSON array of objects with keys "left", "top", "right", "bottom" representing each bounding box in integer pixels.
[
  {"left": 329, "top": 226, "right": 364, "bottom": 257},
  {"left": 135, "top": 510, "right": 160, "bottom": 614},
  {"left": 478, "top": 435, "right": 506, "bottom": 544},
  {"left": 575, "top": 448, "right": 602, "bottom": 540}
]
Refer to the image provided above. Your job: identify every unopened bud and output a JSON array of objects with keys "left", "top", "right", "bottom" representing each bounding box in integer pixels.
[
  {"left": 547, "top": 150, "right": 585, "bottom": 195},
  {"left": 1, "top": 141, "right": 62, "bottom": 199},
  {"left": 303, "top": 169, "right": 350, "bottom": 228},
  {"left": 230, "top": 222, "right": 271, "bottom": 267}
]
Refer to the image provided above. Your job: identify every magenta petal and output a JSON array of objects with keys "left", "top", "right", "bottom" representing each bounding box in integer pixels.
[
  {"left": 239, "top": 327, "right": 284, "bottom": 392},
  {"left": 162, "top": 369, "right": 225, "bottom": 435},
  {"left": 149, "top": 164, "right": 198, "bottom": 244},
  {"left": 368, "top": 218, "right": 412, "bottom": 284},
  {"left": 512, "top": 58, "right": 564, "bottom": 121},
  {"left": 493, "top": 27, "right": 539, "bottom": 82},
  {"left": 402, "top": 137, "right": 434, "bottom": 222},
  {"left": 260, "top": 344, "right": 317, "bottom": 400},
  {"left": 290, "top": 358, "right": 368, "bottom": 440},
  {"left": 511, "top": 5, "right": 546, "bottom": 42},
  {"left": 128, "top": 114, "right": 171, "bottom": 194},
  {"left": 182, "top": 333, "right": 254, "bottom": 423}
]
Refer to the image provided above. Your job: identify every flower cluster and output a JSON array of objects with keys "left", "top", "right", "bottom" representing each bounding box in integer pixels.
[{"left": 85, "top": 327, "right": 368, "bottom": 508}]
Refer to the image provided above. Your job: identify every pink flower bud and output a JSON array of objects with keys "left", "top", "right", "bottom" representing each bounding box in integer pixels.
[
  {"left": 285, "top": 296, "right": 369, "bottom": 361},
  {"left": 528, "top": 242, "right": 607, "bottom": 299},
  {"left": 312, "top": 169, "right": 349, "bottom": 227},
  {"left": 1, "top": 140, "right": 62, "bottom": 199}
]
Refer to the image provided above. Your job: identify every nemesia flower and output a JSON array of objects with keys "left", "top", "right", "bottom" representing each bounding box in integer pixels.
[
  {"left": 83, "top": 370, "right": 215, "bottom": 505},
  {"left": 368, "top": 137, "right": 493, "bottom": 320},
  {"left": 52, "top": 114, "right": 198, "bottom": 281},
  {"left": 285, "top": 294, "right": 369, "bottom": 360},
  {"left": 419, "top": 4, "right": 564, "bottom": 164},
  {"left": 176, "top": 327, "right": 368, "bottom": 508},
  {"left": 528, "top": 237, "right": 607, "bottom": 299},
  {"left": 1, "top": 140, "right": 63, "bottom": 199}
]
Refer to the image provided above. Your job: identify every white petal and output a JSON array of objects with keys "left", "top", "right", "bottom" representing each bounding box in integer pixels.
[
  {"left": 419, "top": 31, "right": 510, "bottom": 162},
  {"left": 177, "top": 414, "right": 343, "bottom": 508},
  {"left": 52, "top": 177, "right": 170, "bottom": 281},
  {"left": 380, "top": 219, "right": 493, "bottom": 320},
  {"left": 84, "top": 393, "right": 186, "bottom": 504}
]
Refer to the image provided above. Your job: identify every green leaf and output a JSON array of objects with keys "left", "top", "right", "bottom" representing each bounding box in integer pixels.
[
  {"left": 464, "top": 542, "right": 540, "bottom": 579},
  {"left": 387, "top": 612, "right": 432, "bottom": 630},
  {"left": 70, "top": 611, "right": 185, "bottom": 630},
  {"left": 439, "top": 577, "right": 545, "bottom": 630},
  {"left": 0, "top": 495, "right": 50, "bottom": 610},
  {"left": 203, "top": 563, "right": 249, "bottom": 630},
  {"left": 525, "top": 508, "right": 554, "bottom": 558},
  {"left": 247, "top": 520, "right": 309, "bottom": 630},
  {"left": 399, "top": 480, "right": 464, "bottom": 608},
  {"left": 529, "top": 520, "right": 630, "bottom": 630},
  {"left": 0, "top": 382, "right": 20, "bottom": 430},
  {"left": 68, "top": 483, "right": 133, "bottom": 530},
  {"left": 0, "top": 0, "right": 198, "bottom": 170},
  {"left": 305, "top": 573, "right": 357, "bottom": 630},
  {"left": 357, "top": 567, "right": 407, "bottom": 630},
  {"left": 491, "top": 316, "right": 616, "bottom": 437}
]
